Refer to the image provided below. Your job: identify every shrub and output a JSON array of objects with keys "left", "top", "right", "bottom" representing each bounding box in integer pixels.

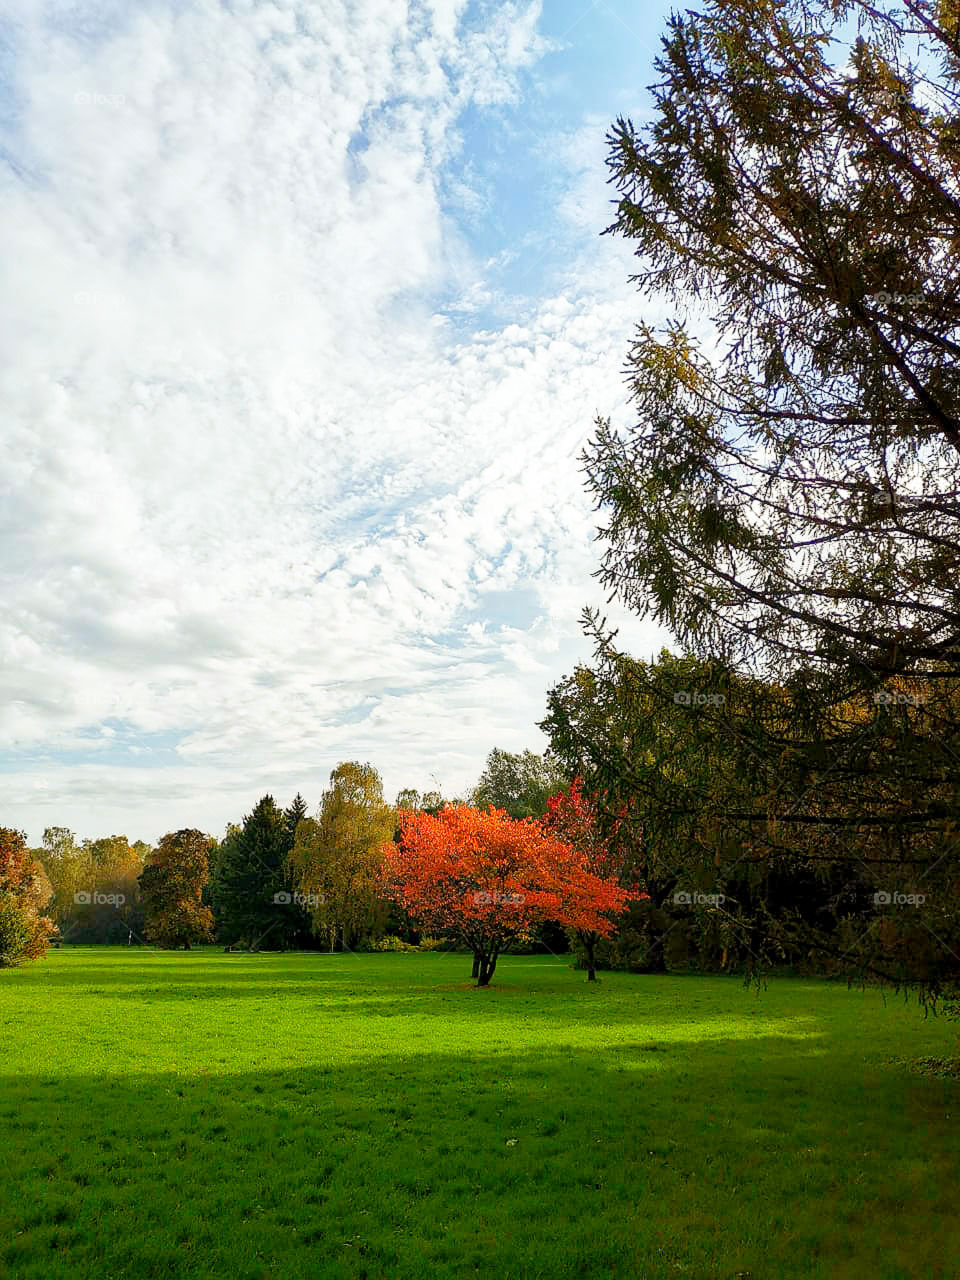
[
  {"left": 0, "top": 894, "right": 32, "bottom": 967},
  {"left": 372, "top": 935, "right": 420, "bottom": 953}
]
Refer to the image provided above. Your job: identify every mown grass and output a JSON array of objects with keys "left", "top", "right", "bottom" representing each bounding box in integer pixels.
[{"left": 3, "top": 947, "right": 959, "bottom": 1279}]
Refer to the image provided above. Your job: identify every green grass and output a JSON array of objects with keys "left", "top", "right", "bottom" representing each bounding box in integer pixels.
[{"left": 2, "top": 948, "right": 959, "bottom": 1279}]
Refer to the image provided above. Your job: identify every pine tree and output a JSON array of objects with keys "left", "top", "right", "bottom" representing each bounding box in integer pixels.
[
  {"left": 214, "top": 795, "right": 308, "bottom": 950},
  {"left": 283, "top": 793, "right": 308, "bottom": 850}
]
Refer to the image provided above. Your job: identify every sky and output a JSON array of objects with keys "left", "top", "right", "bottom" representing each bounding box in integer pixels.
[{"left": 1, "top": 0, "right": 681, "bottom": 846}]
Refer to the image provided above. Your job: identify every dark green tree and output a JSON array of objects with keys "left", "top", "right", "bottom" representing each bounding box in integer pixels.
[
  {"left": 284, "top": 793, "right": 308, "bottom": 848},
  {"left": 572, "top": 0, "right": 960, "bottom": 1008},
  {"left": 542, "top": 637, "right": 900, "bottom": 977},
  {"left": 213, "top": 796, "right": 309, "bottom": 950}
]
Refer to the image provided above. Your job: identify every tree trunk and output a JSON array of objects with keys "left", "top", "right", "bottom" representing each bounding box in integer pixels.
[
  {"left": 586, "top": 937, "right": 596, "bottom": 981},
  {"left": 471, "top": 951, "right": 480, "bottom": 979},
  {"left": 643, "top": 935, "right": 668, "bottom": 972},
  {"left": 476, "top": 951, "right": 498, "bottom": 986}
]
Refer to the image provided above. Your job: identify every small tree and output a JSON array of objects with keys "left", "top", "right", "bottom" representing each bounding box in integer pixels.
[
  {"left": 0, "top": 828, "right": 57, "bottom": 966},
  {"left": 543, "top": 778, "right": 649, "bottom": 980},
  {"left": 385, "top": 805, "right": 638, "bottom": 986},
  {"left": 139, "top": 829, "right": 214, "bottom": 949}
]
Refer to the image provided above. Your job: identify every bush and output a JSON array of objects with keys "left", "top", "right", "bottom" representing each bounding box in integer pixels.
[
  {"left": 372, "top": 935, "right": 420, "bottom": 953},
  {"left": 0, "top": 894, "right": 32, "bottom": 967}
]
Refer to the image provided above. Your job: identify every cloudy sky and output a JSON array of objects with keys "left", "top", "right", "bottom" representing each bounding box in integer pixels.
[{"left": 2, "top": 0, "right": 677, "bottom": 846}]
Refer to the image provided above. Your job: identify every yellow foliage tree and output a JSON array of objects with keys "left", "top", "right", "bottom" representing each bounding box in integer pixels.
[{"left": 289, "top": 762, "right": 394, "bottom": 951}]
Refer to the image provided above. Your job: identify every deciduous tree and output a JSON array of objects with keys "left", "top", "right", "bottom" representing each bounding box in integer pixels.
[
  {"left": 38, "top": 830, "right": 148, "bottom": 944},
  {"left": 385, "top": 805, "right": 638, "bottom": 986},
  {"left": 0, "top": 828, "right": 57, "bottom": 966},
  {"left": 471, "top": 748, "right": 569, "bottom": 821},
  {"left": 543, "top": 778, "right": 649, "bottom": 979},
  {"left": 290, "top": 763, "right": 394, "bottom": 951},
  {"left": 139, "top": 829, "right": 214, "bottom": 949}
]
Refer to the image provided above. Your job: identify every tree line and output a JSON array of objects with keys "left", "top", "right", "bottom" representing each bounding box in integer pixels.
[{"left": 0, "top": 750, "right": 581, "bottom": 976}]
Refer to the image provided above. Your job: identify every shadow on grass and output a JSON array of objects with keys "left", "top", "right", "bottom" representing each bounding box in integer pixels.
[{"left": 3, "top": 1022, "right": 957, "bottom": 1280}]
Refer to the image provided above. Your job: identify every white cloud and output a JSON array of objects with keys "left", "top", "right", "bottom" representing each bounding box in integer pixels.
[{"left": 0, "top": 0, "right": 670, "bottom": 843}]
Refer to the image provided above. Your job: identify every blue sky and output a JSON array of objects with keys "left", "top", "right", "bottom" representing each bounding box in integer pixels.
[{"left": 1, "top": 0, "right": 678, "bottom": 845}]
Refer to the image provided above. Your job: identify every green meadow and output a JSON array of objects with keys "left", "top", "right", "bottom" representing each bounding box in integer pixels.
[{"left": 3, "top": 948, "right": 959, "bottom": 1279}]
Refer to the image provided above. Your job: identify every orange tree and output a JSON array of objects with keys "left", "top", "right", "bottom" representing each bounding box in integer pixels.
[
  {"left": 0, "top": 827, "right": 57, "bottom": 966},
  {"left": 383, "top": 804, "right": 639, "bottom": 986}
]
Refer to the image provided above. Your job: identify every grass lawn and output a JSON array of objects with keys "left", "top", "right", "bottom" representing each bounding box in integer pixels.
[{"left": 2, "top": 947, "right": 959, "bottom": 1279}]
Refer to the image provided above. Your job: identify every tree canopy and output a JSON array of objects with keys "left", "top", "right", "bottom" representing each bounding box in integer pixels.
[
  {"left": 470, "top": 748, "right": 569, "bottom": 820},
  {"left": 289, "top": 762, "right": 395, "bottom": 952},
  {"left": 589, "top": 0, "right": 960, "bottom": 683},
  {"left": 385, "top": 805, "right": 638, "bottom": 985},
  {"left": 558, "top": 0, "right": 960, "bottom": 1006},
  {"left": 139, "top": 830, "right": 214, "bottom": 950},
  {"left": 0, "top": 828, "right": 57, "bottom": 966}
]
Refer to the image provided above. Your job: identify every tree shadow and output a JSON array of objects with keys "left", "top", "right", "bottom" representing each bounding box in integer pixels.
[{"left": 3, "top": 1019, "right": 955, "bottom": 1280}]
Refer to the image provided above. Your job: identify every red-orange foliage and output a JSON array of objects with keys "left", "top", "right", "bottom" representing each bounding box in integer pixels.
[
  {"left": 383, "top": 804, "right": 638, "bottom": 984},
  {"left": 543, "top": 778, "right": 628, "bottom": 877},
  {"left": 543, "top": 779, "right": 649, "bottom": 979},
  {"left": 0, "top": 827, "right": 58, "bottom": 965}
]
